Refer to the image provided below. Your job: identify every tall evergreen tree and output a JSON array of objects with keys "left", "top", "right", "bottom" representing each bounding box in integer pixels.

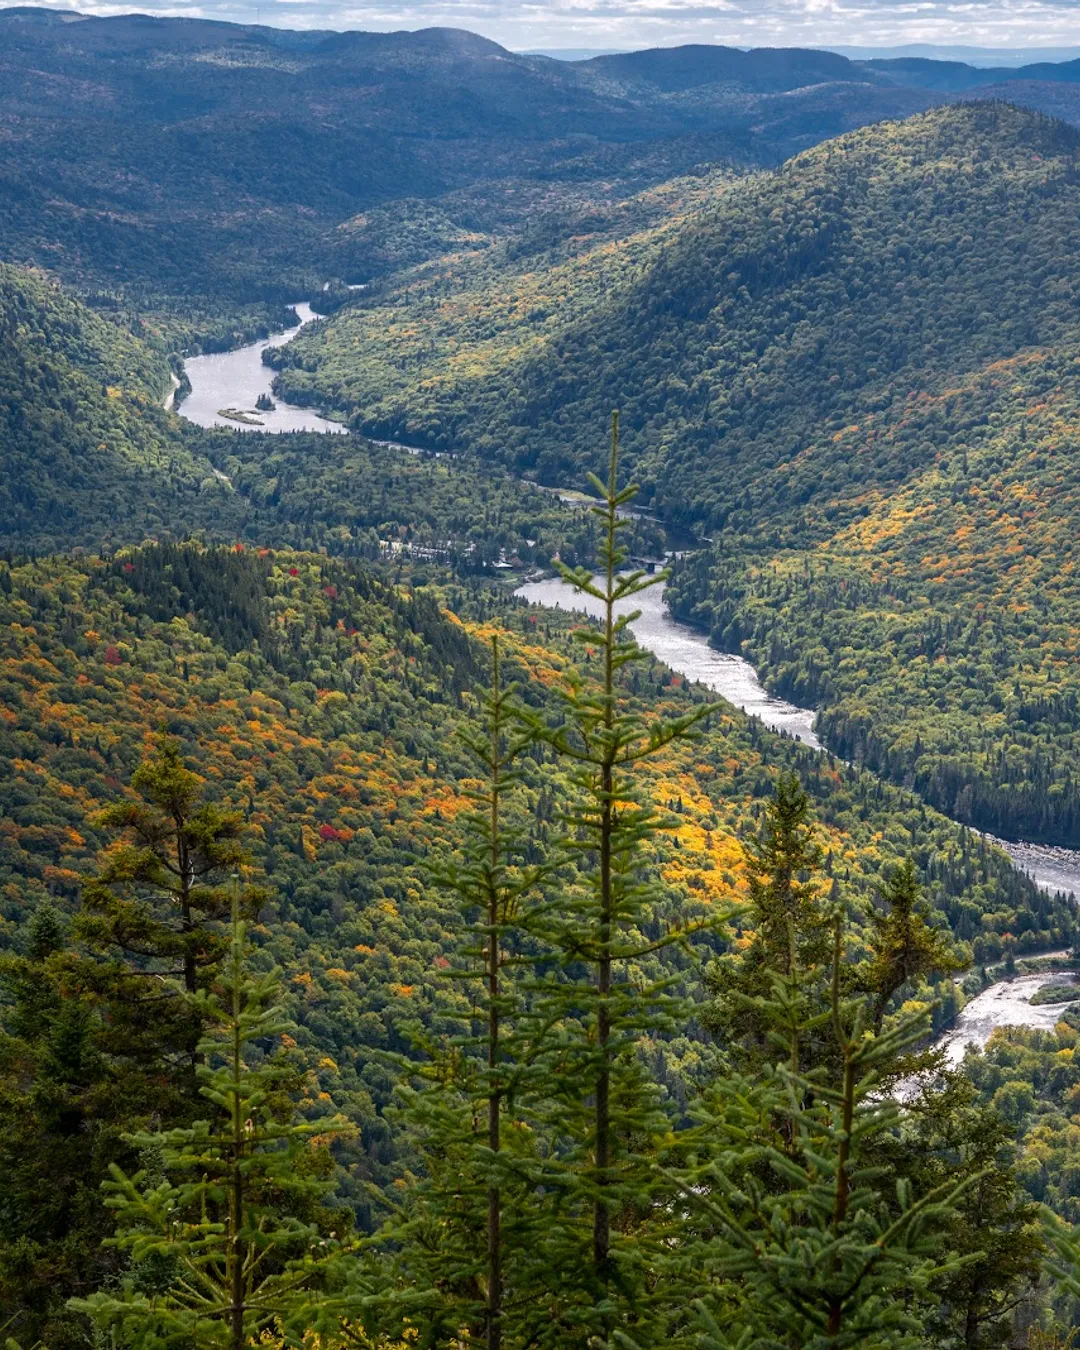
[
  {"left": 679, "top": 919, "right": 970, "bottom": 1348},
  {"left": 73, "top": 737, "right": 265, "bottom": 1099},
  {"left": 703, "top": 771, "right": 831, "bottom": 1068},
  {"left": 70, "top": 893, "right": 348, "bottom": 1349},
  {"left": 523, "top": 413, "right": 721, "bottom": 1344},
  {"left": 680, "top": 781, "right": 982, "bottom": 1347},
  {"left": 863, "top": 860, "right": 964, "bottom": 1033},
  {"left": 889, "top": 1074, "right": 1044, "bottom": 1349},
  {"left": 365, "top": 637, "right": 549, "bottom": 1348}
]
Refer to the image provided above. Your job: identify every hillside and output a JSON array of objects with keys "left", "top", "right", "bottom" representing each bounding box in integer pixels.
[
  {"left": 3, "top": 537, "right": 1070, "bottom": 1343},
  {"left": 9, "top": 10, "right": 1080, "bottom": 337},
  {"left": 0, "top": 264, "right": 232, "bottom": 547},
  {"left": 278, "top": 103, "right": 1080, "bottom": 846},
  {"left": 0, "top": 9, "right": 940, "bottom": 322},
  {"left": 0, "top": 541, "right": 1059, "bottom": 1120}
]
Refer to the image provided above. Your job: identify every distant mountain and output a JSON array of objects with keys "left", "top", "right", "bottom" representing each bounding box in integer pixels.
[
  {"left": 863, "top": 53, "right": 1080, "bottom": 91},
  {"left": 832, "top": 42, "right": 1080, "bottom": 67},
  {"left": 6, "top": 10, "right": 1080, "bottom": 322},
  {"left": 0, "top": 11, "right": 936, "bottom": 311},
  {"left": 523, "top": 47, "right": 627, "bottom": 59},
  {"left": 579, "top": 43, "right": 888, "bottom": 93}
]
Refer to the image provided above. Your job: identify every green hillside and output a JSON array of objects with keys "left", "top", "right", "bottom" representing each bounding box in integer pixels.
[
  {"left": 283, "top": 103, "right": 1080, "bottom": 845},
  {"left": 0, "top": 264, "right": 230, "bottom": 548}
]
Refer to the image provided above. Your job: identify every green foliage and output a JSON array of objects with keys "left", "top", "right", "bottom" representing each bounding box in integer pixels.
[
  {"left": 675, "top": 785, "right": 983, "bottom": 1349},
  {"left": 0, "top": 534, "right": 1062, "bottom": 1345},
  {"left": 964, "top": 1020, "right": 1080, "bottom": 1221},
  {"left": 863, "top": 860, "right": 965, "bottom": 1032},
  {"left": 0, "top": 906, "right": 127, "bottom": 1349},
  {"left": 74, "top": 737, "right": 267, "bottom": 1100},
  {"left": 283, "top": 101, "right": 1080, "bottom": 848},
  {"left": 70, "top": 896, "right": 348, "bottom": 1347},
  {"left": 886, "top": 1075, "right": 1045, "bottom": 1348},
  {"left": 510, "top": 418, "right": 723, "bottom": 1343},
  {"left": 361, "top": 638, "right": 550, "bottom": 1349}
]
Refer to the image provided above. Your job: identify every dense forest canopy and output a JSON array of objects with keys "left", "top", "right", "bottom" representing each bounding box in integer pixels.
[
  {"left": 7, "top": 16, "right": 1080, "bottom": 1340},
  {"left": 0, "top": 537, "right": 1072, "bottom": 1345}
]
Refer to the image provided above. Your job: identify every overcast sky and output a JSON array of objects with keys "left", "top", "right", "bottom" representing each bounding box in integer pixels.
[{"left": 54, "top": 0, "right": 1080, "bottom": 58}]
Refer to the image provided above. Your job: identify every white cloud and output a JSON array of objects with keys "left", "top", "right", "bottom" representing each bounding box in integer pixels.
[{"left": 58, "top": 0, "right": 1080, "bottom": 53}]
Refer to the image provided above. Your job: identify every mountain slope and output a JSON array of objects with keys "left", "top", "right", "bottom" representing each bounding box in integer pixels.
[
  {"left": 0, "top": 264, "right": 231, "bottom": 547},
  {"left": 283, "top": 102, "right": 1080, "bottom": 490},
  {"left": 282, "top": 102, "right": 1080, "bottom": 844},
  {"left": 0, "top": 544, "right": 1059, "bottom": 1130}
]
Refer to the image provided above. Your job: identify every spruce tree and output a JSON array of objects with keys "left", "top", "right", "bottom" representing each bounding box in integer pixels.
[
  {"left": 70, "top": 893, "right": 347, "bottom": 1349},
  {"left": 888, "top": 1074, "right": 1044, "bottom": 1349},
  {"left": 703, "top": 771, "right": 830, "bottom": 1068},
  {"left": 73, "top": 737, "right": 266, "bottom": 1099},
  {"left": 681, "top": 781, "right": 977, "bottom": 1347},
  {"left": 523, "top": 413, "right": 720, "bottom": 1344},
  {"left": 678, "top": 921, "right": 970, "bottom": 1348},
  {"left": 863, "top": 860, "right": 964, "bottom": 1033},
  {"left": 367, "top": 637, "right": 549, "bottom": 1348}
]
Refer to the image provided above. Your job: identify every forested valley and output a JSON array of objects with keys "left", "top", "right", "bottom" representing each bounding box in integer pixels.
[{"left": 8, "top": 8, "right": 1080, "bottom": 1346}]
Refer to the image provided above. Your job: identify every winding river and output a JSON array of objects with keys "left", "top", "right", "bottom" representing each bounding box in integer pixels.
[
  {"left": 515, "top": 573, "right": 1080, "bottom": 1055},
  {"left": 178, "top": 303, "right": 346, "bottom": 435},
  {"left": 178, "top": 310, "right": 1080, "bottom": 1055}
]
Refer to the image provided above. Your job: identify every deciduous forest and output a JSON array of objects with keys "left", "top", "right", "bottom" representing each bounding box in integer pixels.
[{"left": 6, "top": 10, "right": 1080, "bottom": 1346}]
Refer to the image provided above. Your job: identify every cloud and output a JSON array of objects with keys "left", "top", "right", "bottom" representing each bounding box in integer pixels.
[{"left": 60, "top": 0, "right": 1080, "bottom": 54}]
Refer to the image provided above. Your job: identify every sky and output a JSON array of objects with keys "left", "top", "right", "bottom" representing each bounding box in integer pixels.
[{"left": 39, "top": 0, "right": 1080, "bottom": 60}]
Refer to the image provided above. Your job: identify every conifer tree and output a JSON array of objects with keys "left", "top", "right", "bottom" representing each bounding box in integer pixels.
[
  {"left": 523, "top": 413, "right": 721, "bottom": 1344},
  {"left": 863, "top": 860, "right": 964, "bottom": 1033},
  {"left": 368, "top": 637, "right": 548, "bottom": 1348},
  {"left": 0, "top": 906, "right": 126, "bottom": 1350},
  {"left": 888, "top": 1074, "right": 1044, "bottom": 1349},
  {"left": 680, "top": 781, "right": 979, "bottom": 1347},
  {"left": 74, "top": 738, "right": 266, "bottom": 1098},
  {"left": 70, "top": 893, "right": 348, "bottom": 1349},
  {"left": 704, "top": 771, "right": 830, "bottom": 1068},
  {"left": 678, "top": 920, "right": 970, "bottom": 1349}
]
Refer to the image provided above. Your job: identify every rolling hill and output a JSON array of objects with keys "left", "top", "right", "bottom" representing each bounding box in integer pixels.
[
  {"left": 0, "top": 8, "right": 956, "bottom": 323},
  {"left": 277, "top": 102, "right": 1080, "bottom": 846}
]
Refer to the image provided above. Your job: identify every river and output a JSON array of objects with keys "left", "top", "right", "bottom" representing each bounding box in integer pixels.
[
  {"left": 516, "top": 574, "right": 821, "bottom": 749},
  {"left": 940, "top": 966, "right": 1078, "bottom": 1063},
  {"left": 515, "top": 572, "right": 1080, "bottom": 1052},
  {"left": 514, "top": 574, "right": 1080, "bottom": 900},
  {"left": 178, "top": 303, "right": 346, "bottom": 435}
]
